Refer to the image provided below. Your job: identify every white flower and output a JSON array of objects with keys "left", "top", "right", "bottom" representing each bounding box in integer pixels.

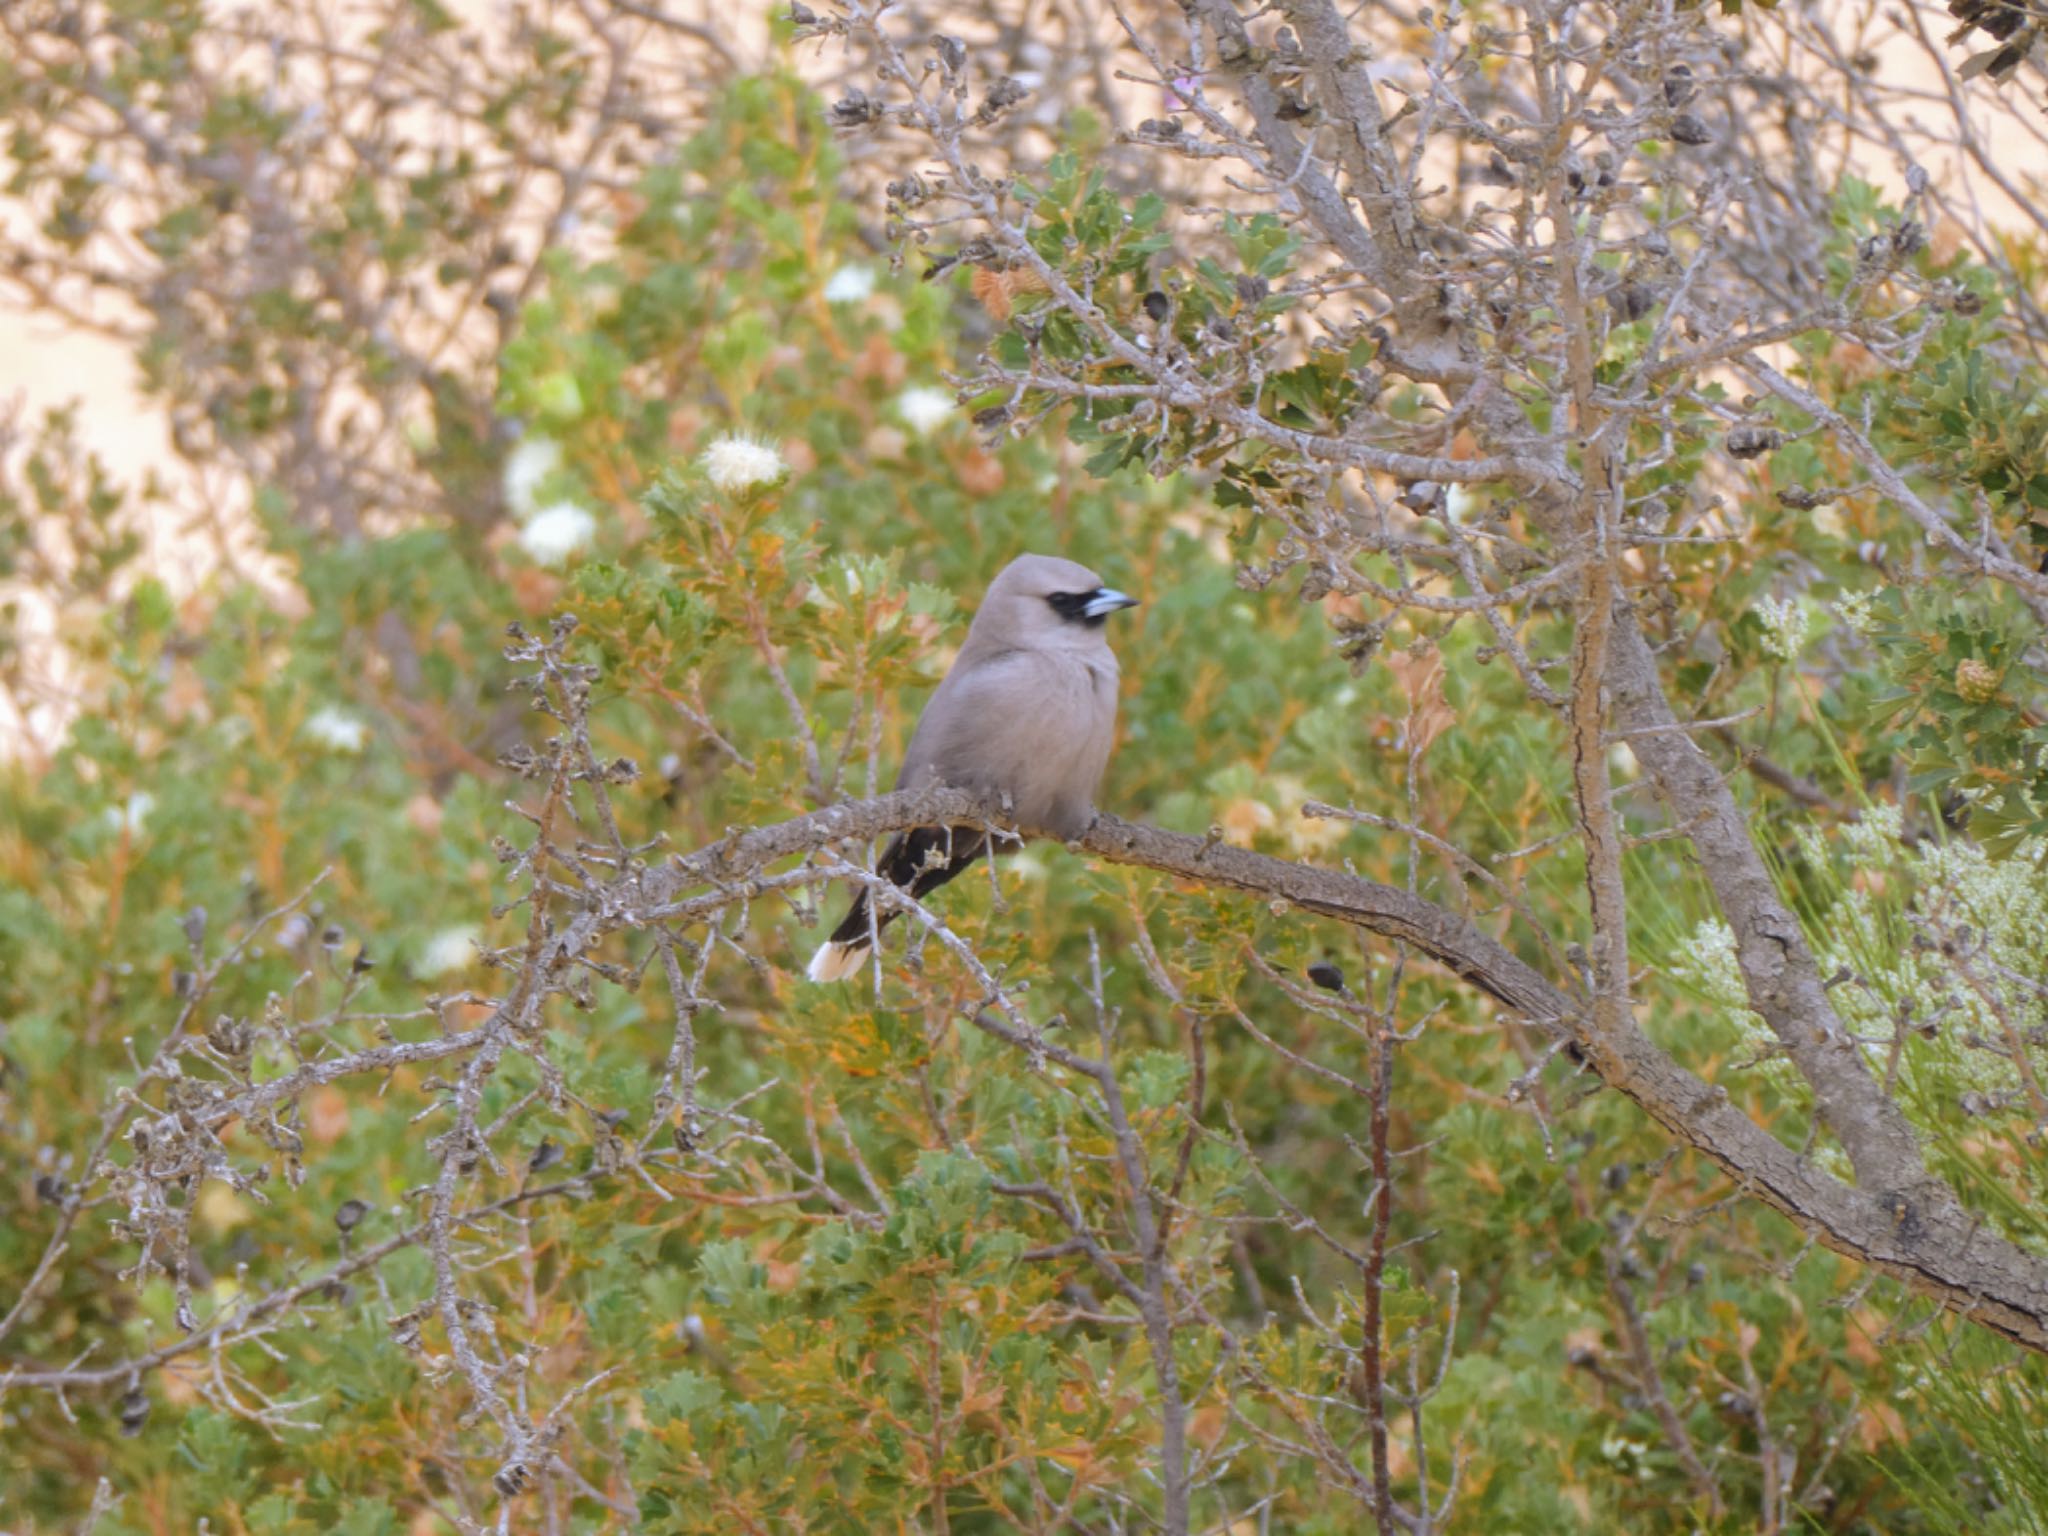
[
  {"left": 1673, "top": 919, "right": 1749, "bottom": 1013},
  {"left": 1832, "top": 589, "right": 1879, "bottom": 637},
  {"left": 417, "top": 926, "right": 480, "bottom": 978},
  {"left": 1840, "top": 800, "right": 1904, "bottom": 861},
  {"left": 896, "top": 386, "right": 956, "bottom": 437},
  {"left": 518, "top": 502, "right": 597, "bottom": 566},
  {"left": 1672, "top": 787, "right": 2048, "bottom": 1118},
  {"left": 1600, "top": 1434, "right": 1650, "bottom": 1462},
  {"left": 101, "top": 791, "right": 154, "bottom": 836},
  {"left": 823, "top": 264, "right": 877, "bottom": 303},
  {"left": 303, "top": 707, "right": 369, "bottom": 754},
  {"left": 502, "top": 437, "right": 562, "bottom": 521},
  {"left": 1756, "top": 595, "right": 1808, "bottom": 661},
  {"left": 700, "top": 433, "right": 788, "bottom": 494}
]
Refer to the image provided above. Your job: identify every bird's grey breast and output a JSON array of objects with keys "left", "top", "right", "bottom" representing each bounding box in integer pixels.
[{"left": 899, "top": 647, "right": 1118, "bottom": 837}]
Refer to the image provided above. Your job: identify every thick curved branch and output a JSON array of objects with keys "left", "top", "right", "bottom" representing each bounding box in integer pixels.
[
  {"left": 567, "top": 789, "right": 2048, "bottom": 1354},
  {"left": 1602, "top": 616, "right": 1940, "bottom": 1183},
  {"left": 1093, "top": 0, "right": 2048, "bottom": 1357},
  {"left": 1087, "top": 810, "right": 2045, "bottom": 1359}
]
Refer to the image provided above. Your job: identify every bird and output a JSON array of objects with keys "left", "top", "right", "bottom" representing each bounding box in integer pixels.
[{"left": 806, "top": 553, "right": 1140, "bottom": 983}]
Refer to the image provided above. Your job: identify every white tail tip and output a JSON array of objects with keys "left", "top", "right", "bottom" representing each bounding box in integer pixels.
[{"left": 806, "top": 940, "right": 870, "bottom": 984}]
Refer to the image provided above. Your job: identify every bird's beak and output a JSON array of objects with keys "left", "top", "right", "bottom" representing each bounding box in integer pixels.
[{"left": 1083, "top": 587, "right": 1140, "bottom": 618}]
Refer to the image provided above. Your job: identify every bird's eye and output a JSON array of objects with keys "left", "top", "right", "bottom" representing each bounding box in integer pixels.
[{"left": 1046, "top": 588, "right": 1138, "bottom": 626}]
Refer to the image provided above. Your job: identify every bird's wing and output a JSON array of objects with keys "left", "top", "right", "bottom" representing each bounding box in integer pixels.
[
  {"left": 894, "top": 648, "right": 1030, "bottom": 795},
  {"left": 896, "top": 650, "right": 1113, "bottom": 835}
]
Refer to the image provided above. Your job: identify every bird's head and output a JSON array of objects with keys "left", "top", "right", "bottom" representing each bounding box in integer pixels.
[{"left": 975, "top": 553, "right": 1140, "bottom": 652}]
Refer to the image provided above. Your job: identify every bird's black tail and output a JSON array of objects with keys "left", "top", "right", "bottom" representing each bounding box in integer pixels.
[
  {"left": 807, "top": 824, "right": 989, "bottom": 981},
  {"left": 830, "top": 823, "right": 990, "bottom": 944}
]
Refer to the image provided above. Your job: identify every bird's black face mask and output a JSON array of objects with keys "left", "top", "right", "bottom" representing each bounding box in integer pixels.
[{"left": 1046, "top": 587, "right": 1140, "bottom": 628}]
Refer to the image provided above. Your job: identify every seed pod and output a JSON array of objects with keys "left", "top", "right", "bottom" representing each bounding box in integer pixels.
[
  {"left": 1977, "top": 38, "right": 2031, "bottom": 82},
  {"left": 828, "top": 89, "right": 884, "bottom": 129},
  {"left": 1609, "top": 283, "right": 1655, "bottom": 321},
  {"left": 1954, "top": 0, "right": 2029, "bottom": 42},
  {"left": 1669, "top": 113, "right": 1712, "bottom": 146},
  {"left": 1142, "top": 290, "right": 1170, "bottom": 324},
  {"left": 1306, "top": 961, "right": 1346, "bottom": 992},
  {"left": 1716, "top": 1390, "right": 1756, "bottom": 1422},
  {"left": 494, "top": 1462, "right": 532, "bottom": 1498},
  {"left": 334, "top": 1198, "right": 370, "bottom": 1233},
  {"left": 980, "top": 76, "right": 1029, "bottom": 117},
  {"left": 119, "top": 1386, "right": 150, "bottom": 1437},
  {"left": 1776, "top": 486, "right": 1836, "bottom": 510},
  {"left": 1475, "top": 149, "right": 1516, "bottom": 186},
  {"left": 1725, "top": 426, "right": 1783, "bottom": 460},
  {"left": 1663, "top": 64, "right": 1695, "bottom": 105},
  {"left": 207, "top": 1014, "right": 252, "bottom": 1059},
  {"left": 1955, "top": 657, "right": 2000, "bottom": 703}
]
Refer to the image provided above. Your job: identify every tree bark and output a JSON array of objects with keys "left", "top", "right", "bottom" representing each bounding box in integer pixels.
[{"left": 563, "top": 787, "right": 2048, "bottom": 1355}]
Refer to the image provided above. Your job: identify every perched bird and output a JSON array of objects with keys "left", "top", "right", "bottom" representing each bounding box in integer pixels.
[{"left": 806, "top": 553, "right": 1140, "bottom": 983}]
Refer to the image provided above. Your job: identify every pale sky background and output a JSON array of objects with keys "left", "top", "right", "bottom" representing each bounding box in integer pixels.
[
  {"left": 4, "top": 11, "right": 2039, "bottom": 497},
  {"left": 0, "top": 308, "right": 168, "bottom": 496},
  {"left": 1, "top": 4, "right": 2043, "bottom": 737}
]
